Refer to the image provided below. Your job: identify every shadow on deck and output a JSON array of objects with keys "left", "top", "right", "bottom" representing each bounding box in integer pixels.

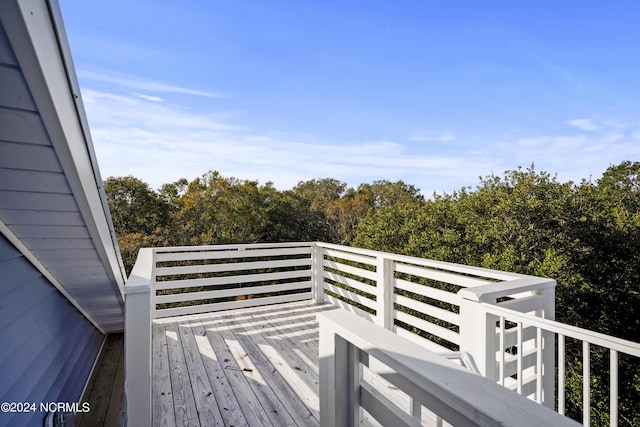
[{"left": 151, "top": 301, "right": 334, "bottom": 427}]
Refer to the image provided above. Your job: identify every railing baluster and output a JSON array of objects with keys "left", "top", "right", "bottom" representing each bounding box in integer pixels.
[
  {"left": 558, "top": 334, "right": 565, "bottom": 415},
  {"left": 499, "top": 317, "right": 505, "bottom": 386},
  {"left": 583, "top": 341, "right": 590, "bottom": 427},
  {"left": 610, "top": 349, "right": 618, "bottom": 427},
  {"left": 536, "top": 327, "right": 543, "bottom": 402},
  {"left": 517, "top": 322, "right": 523, "bottom": 395},
  {"left": 410, "top": 397, "right": 421, "bottom": 421}
]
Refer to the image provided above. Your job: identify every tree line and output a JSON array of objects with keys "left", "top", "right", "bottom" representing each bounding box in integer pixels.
[{"left": 105, "top": 161, "right": 640, "bottom": 425}]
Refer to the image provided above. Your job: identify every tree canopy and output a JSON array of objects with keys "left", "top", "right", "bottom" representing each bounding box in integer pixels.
[{"left": 105, "top": 162, "right": 640, "bottom": 425}]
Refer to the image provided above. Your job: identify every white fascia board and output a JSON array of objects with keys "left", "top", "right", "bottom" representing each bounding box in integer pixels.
[{"left": 1, "top": 0, "right": 127, "bottom": 301}]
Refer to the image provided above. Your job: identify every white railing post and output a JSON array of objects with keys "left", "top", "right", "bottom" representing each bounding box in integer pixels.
[
  {"left": 541, "top": 285, "right": 556, "bottom": 409},
  {"left": 312, "top": 243, "right": 325, "bottom": 303},
  {"left": 318, "top": 316, "right": 362, "bottom": 427},
  {"left": 458, "top": 291, "right": 497, "bottom": 380},
  {"left": 375, "top": 255, "right": 394, "bottom": 330},
  {"left": 318, "top": 320, "right": 335, "bottom": 427},
  {"left": 124, "top": 248, "right": 154, "bottom": 427}
]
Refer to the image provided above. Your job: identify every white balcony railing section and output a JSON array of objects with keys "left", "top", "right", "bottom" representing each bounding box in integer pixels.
[{"left": 124, "top": 242, "right": 640, "bottom": 426}]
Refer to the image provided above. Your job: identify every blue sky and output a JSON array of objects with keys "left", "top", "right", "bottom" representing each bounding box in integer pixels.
[{"left": 59, "top": 0, "right": 640, "bottom": 195}]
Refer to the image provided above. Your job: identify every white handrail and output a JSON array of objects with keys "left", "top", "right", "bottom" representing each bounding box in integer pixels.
[
  {"left": 318, "top": 309, "right": 579, "bottom": 427},
  {"left": 482, "top": 303, "right": 640, "bottom": 357},
  {"left": 482, "top": 302, "right": 640, "bottom": 427}
]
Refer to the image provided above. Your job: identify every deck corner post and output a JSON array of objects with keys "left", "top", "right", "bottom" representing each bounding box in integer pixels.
[
  {"left": 318, "top": 317, "right": 336, "bottom": 427},
  {"left": 318, "top": 314, "right": 359, "bottom": 427},
  {"left": 458, "top": 291, "right": 497, "bottom": 381},
  {"left": 312, "top": 243, "right": 325, "bottom": 303},
  {"left": 124, "top": 248, "right": 153, "bottom": 427},
  {"left": 375, "top": 255, "right": 394, "bottom": 330},
  {"left": 540, "top": 281, "right": 556, "bottom": 409}
]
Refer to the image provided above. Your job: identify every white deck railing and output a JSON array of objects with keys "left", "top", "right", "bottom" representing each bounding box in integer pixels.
[
  {"left": 481, "top": 303, "right": 640, "bottom": 427},
  {"left": 318, "top": 308, "right": 579, "bottom": 427},
  {"left": 124, "top": 242, "right": 638, "bottom": 426}
]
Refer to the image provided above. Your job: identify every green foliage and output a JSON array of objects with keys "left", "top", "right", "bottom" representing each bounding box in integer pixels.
[
  {"left": 352, "top": 162, "right": 640, "bottom": 426},
  {"left": 105, "top": 162, "right": 640, "bottom": 426}
]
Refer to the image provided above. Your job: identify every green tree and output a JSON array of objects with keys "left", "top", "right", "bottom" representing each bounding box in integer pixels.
[{"left": 104, "top": 176, "right": 169, "bottom": 236}]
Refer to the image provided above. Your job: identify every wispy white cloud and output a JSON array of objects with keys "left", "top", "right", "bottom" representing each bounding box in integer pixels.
[
  {"left": 408, "top": 131, "right": 456, "bottom": 143},
  {"left": 136, "top": 94, "right": 165, "bottom": 103},
  {"left": 567, "top": 118, "right": 598, "bottom": 131},
  {"left": 81, "top": 84, "right": 640, "bottom": 196},
  {"left": 78, "top": 68, "right": 225, "bottom": 98},
  {"left": 82, "top": 88, "right": 496, "bottom": 195},
  {"left": 501, "top": 123, "right": 640, "bottom": 183}
]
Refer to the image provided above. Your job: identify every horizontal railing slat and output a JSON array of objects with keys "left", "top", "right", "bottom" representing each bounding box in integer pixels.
[
  {"left": 498, "top": 325, "right": 538, "bottom": 349},
  {"left": 394, "top": 278, "right": 461, "bottom": 306},
  {"left": 323, "top": 293, "right": 375, "bottom": 322},
  {"left": 395, "top": 262, "right": 493, "bottom": 288},
  {"left": 323, "top": 259, "right": 377, "bottom": 282},
  {"left": 153, "top": 241, "right": 311, "bottom": 254},
  {"left": 324, "top": 281, "right": 377, "bottom": 310},
  {"left": 154, "top": 292, "right": 312, "bottom": 318},
  {"left": 502, "top": 349, "right": 538, "bottom": 378},
  {"left": 394, "top": 310, "right": 460, "bottom": 345},
  {"left": 154, "top": 269, "right": 311, "bottom": 291},
  {"left": 156, "top": 257, "right": 311, "bottom": 276},
  {"left": 155, "top": 246, "right": 311, "bottom": 262},
  {"left": 323, "top": 270, "right": 375, "bottom": 296},
  {"left": 155, "top": 281, "right": 311, "bottom": 304},
  {"left": 360, "top": 381, "right": 415, "bottom": 427},
  {"left": 394, "top": 293, "right": 460, "bottom": 326},
  {"left": 322, "top": 248, "right": 376, "bottom": 266}
]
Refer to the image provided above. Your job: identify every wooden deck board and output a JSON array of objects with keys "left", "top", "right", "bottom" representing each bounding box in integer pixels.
[
  {"left": 77, "top": 333, "right": 125, "bottom": 427},
  {"left": 165, "top": 322, "right": 200, "bottom": 426},
  {"left": 152, "top": 301, "right": 334, "bottom": 427}
]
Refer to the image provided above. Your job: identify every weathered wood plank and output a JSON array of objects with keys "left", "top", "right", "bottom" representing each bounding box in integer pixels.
[
  {"left": 176, "top": 318, "right": 225, "bottom": 426},
  {"left": 217, "top": 318, "right": 298, "bottom": 427},
  {"left": 83, "top": 334, "right": 120, "bottom": 425},
  {"left": 76, "top": 334, "right": 124, "bottom": 427},
  {"left": 151, "top": 301, "right": 340, "bottom": 426},
  {"left": 221, "top": 310, "right": 319, "bottom": 426},
  {"left": 232, "top": 310, "right": 321, "bottom": 417},
  {"left": 189, "top": 320, "right": 248, "bottom": 427},
  {"left": 104, "top": 340, "right": 125, "bottom": 427},
  {"left": 202, "top": 319, "right": 275, "bottom": 426},
  {"left": 164, "top": 322, "right": 200, "bottom": 426},
  {"left": 152, "top": 322, "right": 176, "bottom": 427}
]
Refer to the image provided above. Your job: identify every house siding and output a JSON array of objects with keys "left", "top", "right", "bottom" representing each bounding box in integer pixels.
[{"left": 0, "top": 233, "right": 103, "bottom": 426}]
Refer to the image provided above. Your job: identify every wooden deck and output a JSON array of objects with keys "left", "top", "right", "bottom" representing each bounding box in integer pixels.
[
  {"left": 77, "top": 333, "right": 125, "bottom": 426},
  {"left": 152, "top": 301, "right": 335, "bottom": 427}
]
